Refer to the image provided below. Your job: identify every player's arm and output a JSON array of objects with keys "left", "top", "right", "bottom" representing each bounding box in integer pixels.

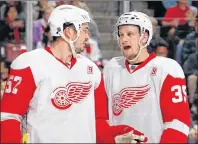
[
  {"left": 159, "top": 64, "right": 191, "bottom": 143},
  {"left": 94, "top": 73, "right": 116, "bottom": 143},
  {"left": 95, "top": 73, "right": 124, "bottom": 143},
  {"left": 95, "top": 75, "right": 133, "bottom": 143},
  {"left": 1, "top": 63, "right": 36, "bottom": 143}
]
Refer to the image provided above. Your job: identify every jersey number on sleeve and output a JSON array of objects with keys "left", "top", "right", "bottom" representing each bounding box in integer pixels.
[
  {"left": 5, "top": 75, "right": 22, "bottom": 94},
  {"left": 171, "top": 85, "right": 187, "bottom": 103}
]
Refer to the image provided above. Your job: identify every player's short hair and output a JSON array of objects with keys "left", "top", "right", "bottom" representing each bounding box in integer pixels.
[{"left": 52, "top": 22, "right": 76, "bottom": 42}]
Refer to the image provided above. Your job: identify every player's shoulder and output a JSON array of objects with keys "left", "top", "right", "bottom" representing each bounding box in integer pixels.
[
  {"left": 78, "top": 54, "right": 96, "bottom": 65},
  {"left": 104, "top": 56, "right": 125, "bottom": 69},
  {"left": 153, "top": 56, "right": 184, "bottom": 78},
  {"left": 103, "top": 56, "right": 125, "bottom": 76},
  {"left": 78, "top": 54, "right": 102, "bottom": 86},
  {"left": 78, "top": 54, "right": 101, "bottom": 71},
  {"left": 11, "top": 49, "right": 46, "bottom": 69}
]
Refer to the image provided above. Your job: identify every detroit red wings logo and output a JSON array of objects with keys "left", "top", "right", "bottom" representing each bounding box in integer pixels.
[
  {"left": 51, "top": 82, "right": 92, "bottom": 110},
  {"left": 112, "top": 84, "right": 150, "bottom": 116}
]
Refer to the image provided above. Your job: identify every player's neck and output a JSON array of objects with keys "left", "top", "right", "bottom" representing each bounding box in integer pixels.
[
  {"left": 128, "top": 48, "right": 149, "bottom": 64},
  {"left": 50, "top": 39, "right": 73, "bottom": 63}
]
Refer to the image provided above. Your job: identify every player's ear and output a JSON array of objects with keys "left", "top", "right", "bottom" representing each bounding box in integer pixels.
[
  {"left": 141, "top": 32, "right": 149, "bottom": 44},
  {"left": 63, "top": 26, "right": 74, "bottom": 39}
]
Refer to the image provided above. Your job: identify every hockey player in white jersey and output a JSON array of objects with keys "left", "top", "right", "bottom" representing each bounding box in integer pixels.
[
  {"left": 103, "top": 11, "right": 191, "bottom": 143},
  {"left": 0, "top": 5, "right": 146, "bottom": 143}
]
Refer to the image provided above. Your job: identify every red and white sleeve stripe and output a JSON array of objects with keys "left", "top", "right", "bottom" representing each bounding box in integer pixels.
[
  {"left": 159, "top": 74, "right": 191, "bottom": 143},
  {"left": 1, "top": 67, "right": 36, "bottom": 143}
]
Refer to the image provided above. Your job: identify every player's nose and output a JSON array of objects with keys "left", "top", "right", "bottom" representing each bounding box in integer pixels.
[{"left": 122, "top": 35, "right": 130, "bottom": 44}]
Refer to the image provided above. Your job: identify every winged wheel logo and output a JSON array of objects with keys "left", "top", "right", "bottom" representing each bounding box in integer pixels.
[
  {"left": 112, "top": 84, "right": 150, "bottom": 116},
  {"left": 51, "top": 82, "right": 92, "bottom": 110}
]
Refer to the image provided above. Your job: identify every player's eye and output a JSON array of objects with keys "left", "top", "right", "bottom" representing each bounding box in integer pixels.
[
  {"left": 119, "top": 33, "right": 124, "bottom": 37},
  {"left": 127, "top": 32, "right": 134, "bottom": 37},
  {"left": 83, "top": 29, "right": 89, "bottom": 34}
]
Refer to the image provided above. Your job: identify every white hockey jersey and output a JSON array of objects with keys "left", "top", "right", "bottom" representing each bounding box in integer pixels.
[
  {"left": 103, "top": 53, "right": 190, "bottom": 143},
  {"left": 1, "top": 47, "right": 105, "bottom": 143}
]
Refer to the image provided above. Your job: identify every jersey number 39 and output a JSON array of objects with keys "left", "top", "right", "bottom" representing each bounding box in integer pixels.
[
  {"left": 171, "top": 85, "right": 187, "bottom": 103},
  {"left": 5, "top": 75, "right": 22, "bottom": 94}
]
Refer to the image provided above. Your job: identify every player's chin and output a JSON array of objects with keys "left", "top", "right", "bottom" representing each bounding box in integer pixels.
[
  {"left": 124, "top": 52, "right": 136, "bottom": 60},
  {"left": 122, "top": 48, "right": 134, "bottom": 57},
  {"left": 123, "top": 50, "right": 133, "bottom": 57}
]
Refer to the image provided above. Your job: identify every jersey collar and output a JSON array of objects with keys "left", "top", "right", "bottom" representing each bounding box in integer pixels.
[
  {"left": 125, "top": 52, "right": 156, "bottom": 73},
  {"left": 45, "top": 47, "right": 77, "bottom": 69}
]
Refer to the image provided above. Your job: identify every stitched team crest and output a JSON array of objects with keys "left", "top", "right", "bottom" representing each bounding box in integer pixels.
[
  {"left": 112, "top": 84, "right": 150, "bottom": 116},
  {"left": 51, "top": 82, "right": 92, "bottom": 110}
]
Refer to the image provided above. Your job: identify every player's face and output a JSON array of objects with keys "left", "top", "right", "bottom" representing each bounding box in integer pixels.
[
  {"left": 118, "top": 25, "right": 141, "bottom": 60},
  {"left": 74, "top": 23, "right": 90, "bottom": 53}
]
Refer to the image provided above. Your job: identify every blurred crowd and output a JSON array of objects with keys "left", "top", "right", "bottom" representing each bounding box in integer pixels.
[{"left": 0, "top": 0, "right": 197, "bottom": 142}]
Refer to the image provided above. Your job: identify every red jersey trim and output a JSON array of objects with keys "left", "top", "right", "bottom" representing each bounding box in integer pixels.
[
  {"left": 125, "top": 52, "right": 156, "bottom": 73},
  {"left": 45, "top": 47, "right": 77, "bottom": 69},
  {"left": 95, "top": 74, "right": 109, "bottom": 120}
]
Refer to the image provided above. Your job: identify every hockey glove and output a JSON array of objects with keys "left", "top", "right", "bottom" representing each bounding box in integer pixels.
[{"left": 110, "top": 125, "right": 148, "bottom": 143}]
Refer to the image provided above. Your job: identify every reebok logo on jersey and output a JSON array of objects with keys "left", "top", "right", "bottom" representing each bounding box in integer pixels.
[
  {"left": 112, "top": 84, "right": 150, "bottom": 116},
  {"left": 51, "top": 82, "right": 92, "bottom": 110},
  {"left": 87, "top": 66, "right": 93, "bottom": 74},
  {"left": 151, "top": 67, "right": 157, "bottom": 76}
]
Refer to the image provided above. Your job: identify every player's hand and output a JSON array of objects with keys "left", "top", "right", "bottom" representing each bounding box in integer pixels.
[
  {"left": 115, "top": 131, "right": 148, "bottom": 143},
  {"left": 110, "top": 125, "right": 148, "bottom": 143}
]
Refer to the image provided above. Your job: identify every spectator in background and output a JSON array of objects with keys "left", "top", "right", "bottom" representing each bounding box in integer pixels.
[
  {"left": 155, "top": 46, "right": 168, "bottom": 57},
  {"left": 186, "top": 6, "right": 197, "bottom": 28},
  {"left": 71, "top": 0, "right": 92, "bottom": 16},
  {"left": 181, "top": 16, "right": 198, "bottom": 66},
  {"left": 161, "top": 0, "right": 189, "bottom": 38},
  {"left": 183, "top": 52, "right": 198, "bottom": 104},
  {"left": 175, "top": 6, "right": 197, "bottom": 64},
  {"left": 0, "top": 20, "right": 10, "bottom": 41},
  {"left": 0, "top": 62, "right": 8, "bottom": 98},
  {"left": 162, "top": 0, "right": 189, "bottom": 28},
  {"left": 182, "top": 20, "right": 198, "bottom": 104},
  {"left": 33, "top": 0, "right": 56, "bottom": 21},
  {"left": 176, "top": 6, "right": 197, "bottom": 39},
  {"left": 189, "top": 123, "right": 198, "bottom": 143},
  {"left": 148, "top": 17, "right": 169, "bottom": 55},
  {"left": 161, "top": 0, "right": 190, "bottom": 59},
  {"left": 183, "top": 51, "right": 198, "bottom": 144},
  {"left": 37, "top": 0, "right": 49, "bottom": 19},
  {"left": 162, "top": 0, "right": 191, "bottom": 10},
  {"left": 182, "top": 23, "right": 198, "bottom": 141},
  {"left": 0, "top": 1, "right": 24, "bottom": 20},
  {"left": 55, "top": 0, "right": 70, "bottom": 6},
  {"left": 82, "top": 32, "right": 103, "bottom": 64},
  {"left": 33, "top": 6, "right": 54, "bottom": 49},
  {"left": 3, "top": 5, "right": 25, "bottom": 42}
]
